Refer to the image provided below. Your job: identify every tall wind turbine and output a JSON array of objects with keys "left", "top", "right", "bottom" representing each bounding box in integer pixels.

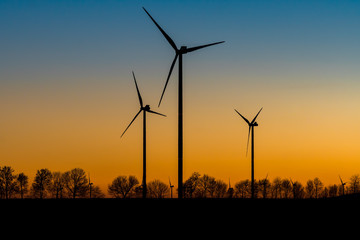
[
  {"left": 143, "top": 7, "right": 225, "bottom": 198},
  {"left": 234, "top": 107, "right": 263, "bottom": 199},
  {"left": 121, "top": 71, "right": 166, "bottom": 199}
]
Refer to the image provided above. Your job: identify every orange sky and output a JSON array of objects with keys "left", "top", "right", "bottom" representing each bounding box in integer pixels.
[
  {"left": 1, "top": 1, "right": 360, "bottom": 197},
  {"left": 1, "top": 73, "right": 360, "bottom": 196}
]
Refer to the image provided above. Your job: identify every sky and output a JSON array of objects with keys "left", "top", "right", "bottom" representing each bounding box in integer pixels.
[{"left": 1, "top": 0, "right": 360, "bottom": 195}]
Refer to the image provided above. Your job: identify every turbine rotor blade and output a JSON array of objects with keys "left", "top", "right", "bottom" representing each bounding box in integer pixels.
[
  {"left": 246, "top": 126, "right": 251, "bottom": 156},
  {"left": 339, "top": 175, "right": 344, "bottom": 184},
  {"left": 251, "top": 107, "right": 263, "bottom": 124},
  {"left": 159, "top": 53, "right": 178, "bottom": 107},
  {"left": 234, "top": 109, "right": 250, "bottom": 125},
  {"left": 121, "top": 109, "right": 142, "bottom": 138},
  {"left": 132, "top": 71, "right": 143, "bottom": 108},
  {"left": 185, "top": 41, "right": 225, "bottom": 53},
  {"left": 143, "top": 7, "right": 178, "bottom": 51},
  {"left": 147, "top": 109, "right": 166, "bottom": 117}
]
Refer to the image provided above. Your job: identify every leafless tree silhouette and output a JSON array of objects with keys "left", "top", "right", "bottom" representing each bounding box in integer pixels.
[
  {"left": 63, "top": 168, "right": 88, "bottom": 199},
  {"left": 183, "top": 172, "right": 201, "bottom": 198},
  {"left": 148, "top": 179, "right": 169, "bottom": 198},
  {"left": 0, "top": 166, "right": 17, "bottom": 199},
  {"left": 16, "top": 173, "right": 29, "bottom": 199},
  {"left": 2, "top": 165, "right": 360, "bottom": 200},
  {"left": 31, "top": 168, "right": 52, "bottom": 199},
  {"left": 50, "top": 172, "right": 66, "bottom": 199},
  {"left": 235, "top": 180, "right": 251, "bottom": 198},
  {"left": 214, "top": 179, "right": 227, "bottom": 198},
  {"left": 313, "top": 177, "right": 324, "bottom": 198},
  {"left": 108, "top": 175, "right": 139, "bottom": 198},
  {"left": 328, "top": 184, "right": 339, "bottom": 198},
  {"left": 349, "top": 174, "right": 360, "bottom": 194},
  {"left": 198, "top": 174, "right": 216, "bottom": 198}
]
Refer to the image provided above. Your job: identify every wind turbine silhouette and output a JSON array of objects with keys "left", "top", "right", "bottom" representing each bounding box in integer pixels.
[
  {"left": 290, "top": 178, "right": 297, "bottom": 199},
  {"left": 228, "top": 178, "right": 234, "bottom": 198},
  {"left": 121, "top": 71, "right": 166, "bottom": 199},
  {"left": 234, "top": 107, "right": 263, "bottom": 199},
  {"left": 169, "top": 177, "right": 174, "bottom": 199},
  {"left": 339, "top": 175, "right": 347, "bottom": 196},
  {"left": 143, "top": 7, "right": 225, "bottom": 198},
  {"left": 260, "top": 174, "right": 269, "bottom": 199},
  {"left": 88, "top": 172, "right": 93, "bottom": 199}
]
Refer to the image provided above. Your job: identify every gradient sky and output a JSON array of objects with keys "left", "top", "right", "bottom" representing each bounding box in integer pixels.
[{"left": 1, "top": 0, "right": 360, "bottom": 194}]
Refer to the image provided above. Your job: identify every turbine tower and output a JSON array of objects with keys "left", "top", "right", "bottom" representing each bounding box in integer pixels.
[
  {"left": 121, "top": 71, "right": 166, "bottom": 199},
  {"left": 143, "top": 7, "right": 225, "bottom": 198},
  {"left": 234, "top": 107, "right": 263, "bottom": 199}
]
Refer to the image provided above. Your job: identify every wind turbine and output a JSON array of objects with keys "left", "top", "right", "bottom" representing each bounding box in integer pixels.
[
  {"left": 339, "top": 175, "right": 347, "bottom": 196},
  {"left": 88, "top": 172, "right": 93, "bottom": 199},
  {"left": 121, "top": 71, "right": 166, "bottom": 199},
  {"left": 234, "top": 107, "right": 263, "bottom": 199},
  {"left": 143, "top": 7, "right": 225, "bottom": 198},
  {"left": 260, "top": 174, "right": 269, "bottom": 199},
  {"left": 290, "top": 178, "right": 297, "bottom": 199},
  {"left": 169, "top": 177, "right": 174, "bottom": 199},
  {"left": 228, "top": 178, "right": 234, "bottom": 198}
]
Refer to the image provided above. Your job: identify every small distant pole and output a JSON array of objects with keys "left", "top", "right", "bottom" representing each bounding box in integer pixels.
[{"left": 89, "top": 172, "right": 93, "bottom": 199}]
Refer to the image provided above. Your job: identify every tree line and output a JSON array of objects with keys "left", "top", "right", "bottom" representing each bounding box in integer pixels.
[{"left": 1, "top": 166, "right": 360, "bottom": 199}]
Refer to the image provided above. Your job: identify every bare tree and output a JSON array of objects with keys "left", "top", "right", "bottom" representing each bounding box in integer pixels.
[
  {"left": 198, "top": 174, "right": 216, "bottom": 198},
  {"left": 16, "top": 173, "right": 29, "bottom": 199},
  {"left": 148, "top": 179, "right": 169, "bottom": 198},
  {"left": 31, "top": 168, "right": 52, "bottom": 199},
  {"left": 305, "top": 179, "right": 315, "bottom": 198},
  {"left": 281, "top": 179, "right": 292, "bottom": 199},
  {"left": 235, "top": 180, "right": 251, "bottom": 198},
  {"left": 108, "top": 175, "right": 139, "bottom": 198},
  {"left": 328, "top": 184, "right": 338, "bottom": 198},
  {"left": 291, "top": 180, "right": 305, "bottom": 199},
  {"left": 183, "top": 172, "right": 201, "bottom": 198},
  {"left": 89, "top": 185, "right": 105, "bottom": 198},
  {"left": 0, "top": 166, "right": 17, "bottom": 199},
  {"left": 349, "top": 174, "right": 360, "bottom": 194},
  {"left": 51, "top": 172, "right": 66, "bottom": 199},
  {"left": 321, "top": 186, "right": 329, "bottom": 198},
  {"left": 63, "top": 168, "right": 88, "bottom": 199},
  {"left": 214, "top": 180, "right": 227, "bottom": 198},
  {"left": 272, "top": 177, "right": 282, "bottom": 198},
  {"left": 313, "top": 177, "right": 323, "bottom": 198},
  {"left": 259, "top": 177, "right": 271, "bottom": 199}
]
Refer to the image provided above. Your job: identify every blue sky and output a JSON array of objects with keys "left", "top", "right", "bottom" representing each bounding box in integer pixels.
[{"left": 1, "top": 0, "right": 359, "bottom": 85}]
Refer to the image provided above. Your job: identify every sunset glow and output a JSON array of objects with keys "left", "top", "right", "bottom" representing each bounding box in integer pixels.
[{"left": 1, "top": 0, "right": 360, "bottom": 197}]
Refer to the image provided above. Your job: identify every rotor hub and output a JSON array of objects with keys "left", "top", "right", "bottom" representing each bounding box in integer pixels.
[
  {"left": 143, "top": 105, "right": 150, "bottom": 111},
  {"left": 179, "top": 46, "right": 187, "bottom": 53}
]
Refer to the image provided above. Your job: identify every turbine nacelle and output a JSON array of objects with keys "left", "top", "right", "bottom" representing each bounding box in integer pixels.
[
  {"left": 142, "top": 105, "right": 151, "bottom": 111},
  {"left": 252, "top": 122, "right": 258, "bottom": 127},
  {"left": 179, "top": 46, "right": 187, "bottom": 53}
]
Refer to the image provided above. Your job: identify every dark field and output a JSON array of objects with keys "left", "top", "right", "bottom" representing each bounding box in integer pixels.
[
  {"left": 2, "top": 197, "right": 357, "bottom": 231},
  {"left": 2, "top": 196, "right": 358, "bottom": 214}
]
